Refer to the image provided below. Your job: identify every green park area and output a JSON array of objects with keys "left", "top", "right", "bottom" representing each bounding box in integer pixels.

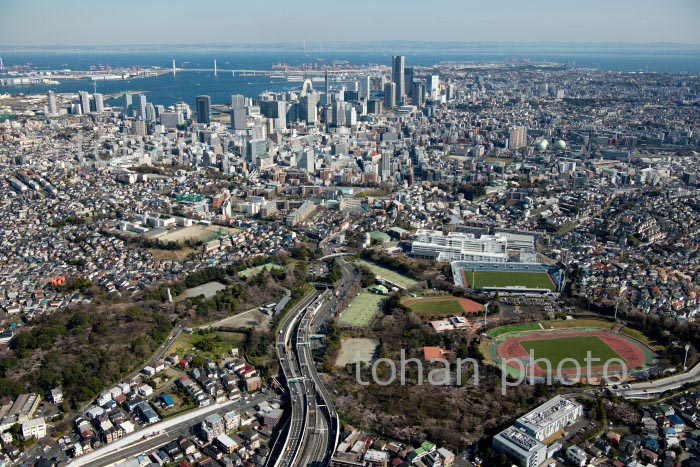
[
  {"left": 237, "top": 263, "right": 286, "bottom": 278},
  {"left": 168, "top": 330, "right": 246, "bottom": 360}
]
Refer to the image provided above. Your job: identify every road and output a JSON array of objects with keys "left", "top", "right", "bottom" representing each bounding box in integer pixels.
[
  {"left": 70, "top": 392, "right": 268, "bottom": 467},
  {"left": 611, "top": 362, "right": 700, "bottom": 399},
  {"left": 274, "top": 258, "right": 354, "bottom": 467},
  {"left": 273, "top": 290, "right": 321, "bottom": 467}
]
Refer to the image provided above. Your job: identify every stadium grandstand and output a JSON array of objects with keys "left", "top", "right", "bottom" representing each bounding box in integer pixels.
[{"left": 451, "top": 261, "right": 564, "bottom": 296}]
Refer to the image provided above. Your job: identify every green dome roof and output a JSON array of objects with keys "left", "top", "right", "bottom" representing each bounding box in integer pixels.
[
  {"left": 554, "top": 140, "right": 567, "bottom": 150},
  {"left": 537, "top": 139, "right": 549, "bottom": 150}
]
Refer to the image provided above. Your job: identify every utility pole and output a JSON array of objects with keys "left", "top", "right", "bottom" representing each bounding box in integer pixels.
[
  {"left": 484, "top": 303, "right": 489, "bottom": 327},
  {"left": 684, "top": 344, "right": 690, "bottom": 372}
]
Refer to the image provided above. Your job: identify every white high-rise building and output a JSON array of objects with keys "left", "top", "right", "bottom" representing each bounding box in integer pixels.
[
  {"left": 359, "top": 76, "right": 371, "bottom": 101},
  {"left": 144, "top": 103, "right": 156, "bottom": 122},
  {"left": 94, "top": 93, "right": 104, "bottom": 112},
  {"left": 299, "top": 148, "right": 315, "bottom": 174},
  {"left": 345, "top": 107, "right": 357, "bottom": 126},
  {"left": 137, "top": 94, "right": 147, "bottom": 118},
  {"left": 78, "top": 91, "right": 90, "bottom": 114},
  {"left": 427, "top": 75, "right": 440, "bottom": 99},
  {"left": 47, "top": 91, "right": 57, "bottom": 115}
]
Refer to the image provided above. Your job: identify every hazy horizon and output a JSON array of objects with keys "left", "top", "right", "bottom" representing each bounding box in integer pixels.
[{"left": 2, "top": 0, "right": 699, "bottom": 46}]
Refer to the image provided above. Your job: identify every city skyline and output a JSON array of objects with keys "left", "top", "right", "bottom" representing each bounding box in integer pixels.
[{"left": 1, "top": 0, "right": 700, "bottom": 46}]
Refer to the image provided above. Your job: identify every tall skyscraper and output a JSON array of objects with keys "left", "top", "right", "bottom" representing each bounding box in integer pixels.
[
  {"left": 196, "top": 95, "right": 212, "bottom": 124},
  {"left": 412, "top": 82, "right": 424, "bottom": 107},
  {"left": 144, "top": 103, "right": 156, "bottom": 122},
  {"left": 137, "top": 94, "right": 147, "bottom": 118},
  {"left": 367, "top": 99, "right": 383, "bottom": 115},
  {"left": 299, "top": 148, "right": 315, "bottom": 173},
  {"left": 404, "top": 67, "right": 414, "bottom": 98},
  {"left": 391, "top": 56, "right": 405, "bottom": 105},
  {"left": 78, "top": 91, "right": 90, "bottom": 114},
  {"left": 93, "top": 93, "right": 104, "bottom": 112},
  {"left": 427, "top": 75, "right": 440, "bottom": 99},
  {"left": 230, "top": 108, "right": 247, "bottom": 130},
  {"left": 359, "top": 76, "right": 371, "bottom": 101},
  {"left": 381, "top": 152, "right": 391, "bottom": 179},
  {"left": 124, "top": 93, "right": 133, "bottom": 116},
  {"left": 332, "top": 100, "right": 346, "bottom": 127},
  {"left": 47, "top": 91, "right": 57, "bottom": 115},
  {"left": 509, "top": 126, "right": 527, "bottom": 149},
  {"left": 299, "top": 93, "right": 318, "bottom": 125},
  {"left": 231, "top": 94, "right": 245, "bottom": 110},
  {"left": 384, "top": 82, "right": 396, "bottom": 109}
]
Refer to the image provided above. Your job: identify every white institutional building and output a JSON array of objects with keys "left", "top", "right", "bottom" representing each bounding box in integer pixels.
[{"left": 411, "top": 229, "right": 508, "bottom": 263}]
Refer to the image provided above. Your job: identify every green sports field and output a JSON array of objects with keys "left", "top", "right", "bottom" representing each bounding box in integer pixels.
[
  {"left": 404, "top": 299, "right": 463, "bottom": 316},
  {"left": 487, "top": 322, "right": 542, "bottom": 338},
  {"left": 338, "top": 292, "right": 385, "bottom": 328},
  {"left": 356, "top": 260, "right": 418, "bottom": 289},
  {"left": 466, "top": 270, "right": 555, "bottom": 291},
  {"left": 520, "top": 336, "right": 622, "bottom": 369}
]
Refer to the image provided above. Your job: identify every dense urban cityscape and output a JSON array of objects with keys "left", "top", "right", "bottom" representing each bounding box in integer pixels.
[{"left": 2, "top": 3, "right": 700, "bottom": 467}]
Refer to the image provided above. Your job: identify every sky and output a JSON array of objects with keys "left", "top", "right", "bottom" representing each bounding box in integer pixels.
[{"left": 1, "top": 0, "right": 699, "bottom": 46}]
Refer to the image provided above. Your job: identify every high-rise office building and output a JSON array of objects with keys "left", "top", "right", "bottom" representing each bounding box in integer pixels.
[
  {"left": 260, "top": 100, "right": 287, "bottom": 129},
  {"left": 299, "top": 148, "right": 315, "bottom": 173},
  {"left": 367, "top": 99, "right": 383, "bottom": 114},
  {"left": 509, "top": 126, "right": 527, "bottom": 149},
  {"left": 93, "top": 93, "right": 104, "bottom": 112},
  {"left": 359, "top": 76, "right": 371, "bottom": 101},
  {"left": 299, "top": 93, "right": 318, "bottom": 125},
  {"left": 132, "top": 119, "right": 147, "bottom": 137},
  {"left": 427, "top": 75, "right": 440, "bottom": 99},
  {"left": 124, "top": 93, "right": 133, "bottom": 116},
  {"left": 160, "top": 111, "right": 184, "bottom": 129},
  {"left": 231, "top": 94, "right": 245, "bottom": 110},
  {"left": 381, "top": 153, "right": 391, "bottom": 179},
  {"left": 78, "top": 91, "right": 90, "bottom": 114},
  {"left": 144, "top": 103, "right": 156, "bottom": 122},
  {"left": 343, "top": 90, "right": 358, "bottom": 102},
  {"left": 196, "top": 95, "right": 212, "bottom": 124},
  {"left": 136, "top": 94, "right": 147, "bottom": 118},
  {"left": 174, "top": 101, "right": 191, "bottom": 120},
  {"left": 47, "top": 91, "right": 57, "bottom": 115},
  {"left": 383, "top": 82, "right": 396, "bottom": 109},
  {"left": 230, "top": 108, "right": 247, "bottom": 130},
  {"left": 332, "top": 100, "right": 346, "bottom": 127},
  {"left": 391, "top": 56, "right": 405, "bottom": 105},
  {"left": 403, "top": 67, "right": 414, "bottom": 98},
  {"left": 345, "top": 107, "right": 357, "bottom": 126},
  {"left": 412, "top": 82, "right": 424, "bottom": 107}
]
